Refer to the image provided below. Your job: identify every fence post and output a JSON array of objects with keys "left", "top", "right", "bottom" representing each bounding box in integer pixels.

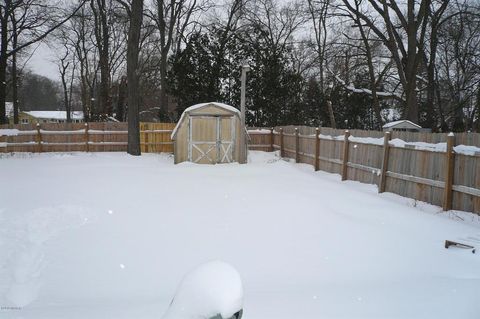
[
  {"left": 295, "top": 128, "right": 299, "bottom": 163},
  {"left": 379, "top": 131, "right": 391, "bottom": 193},
  {"left": 279, "top": 128, "right": 284, "bottom": 157},
  {"left": 36, "top": 123, "right": 42, "bottom": 153},
  {"left": 84, "top": 123, "right": 89, "bottom": 152},
  {"left": 314, "top": 127, "right": 320, "bottom": 171},
  {"left": 341, "top": 130, "right": 350, "bottom": 181},
  {"left": 443, "top": 133, "right": 455, "bottom": 211},
  {"left": 144, "top": 123, "right": 149, "bottom": 153},
  {"left": 270, "top": 127, "right": 274, "bottom": 152}
]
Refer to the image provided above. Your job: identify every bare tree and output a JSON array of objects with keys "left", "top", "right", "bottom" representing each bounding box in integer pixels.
[
  {"left": 307, "top": 0, "right": 330, "bottom": 93},
  {"left": 124, "top": 0, "right": 144, "bottom": 155},
  {"left": 0, "top": 0, "right": 87, "bottom": 124},
  {"left": 57, "top": 44, "right": 76, "bottom": 123},
  {"left": 151, "top": 0, "right": 199, "bottom": 118},
  {"left": 340, "top": 0, "right": 432, "bottom": 123},
  {"left": 90, "top": 0, "right": 112, "bottom": 118}
]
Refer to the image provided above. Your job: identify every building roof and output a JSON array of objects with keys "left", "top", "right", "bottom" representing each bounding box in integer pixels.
[
  {"left": 171, "top": 102, "right": 240, "bottom": 139},
  {"left": 183, "top": 102, "right": 240, "bottom": 115},
  {"left": 382, "top": 120, "right": 421, "bottom": 129},
  {"left": 23, "top": 111, "right": 84, "bottom": 120}
]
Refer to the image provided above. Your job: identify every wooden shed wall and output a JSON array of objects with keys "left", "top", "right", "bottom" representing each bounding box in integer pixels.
[{"left": 173, "top": 104, "right": 242, "bottom": 164}]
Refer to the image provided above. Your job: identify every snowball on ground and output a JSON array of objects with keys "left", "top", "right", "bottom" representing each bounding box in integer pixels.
[{"left": 162, "top": 261, "right": 243, "bottom": 319}]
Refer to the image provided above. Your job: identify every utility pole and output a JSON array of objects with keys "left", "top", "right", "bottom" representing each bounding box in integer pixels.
[{"left": 240, "top": 64, "right": 250, "bottom": 164}]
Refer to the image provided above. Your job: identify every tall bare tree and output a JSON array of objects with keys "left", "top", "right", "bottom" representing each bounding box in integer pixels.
[
  {"left": 90, "top": 0, "right": 112, "bottom": 118},
  {"left": 125, "top": 0, "right": 144, "bottom": 155},
  {"left": 341, "top": 0, "right": 431, "bottom": 123},
  {"left": 0, "top": 0, "right": 87, "bottom": 124},
  {"left": 152, "top": 0, "right": 199, "bottom": 118}
]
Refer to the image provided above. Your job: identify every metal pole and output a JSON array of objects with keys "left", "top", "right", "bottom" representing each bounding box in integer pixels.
[{"left": 240, "top": 64, "right": 250, "bottom": 164}]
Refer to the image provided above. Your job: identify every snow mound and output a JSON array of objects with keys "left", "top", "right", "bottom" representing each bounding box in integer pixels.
[
  {"left": 162, "top": 261, "right": 243, "bottom": 319},
  {"left": 248, "top": 150, "right": 279, "bottom": 164}
]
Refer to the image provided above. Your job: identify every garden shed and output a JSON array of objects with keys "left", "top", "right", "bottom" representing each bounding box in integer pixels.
[{"left": 171, "top": 102, "right": 243, "bottom": 164}]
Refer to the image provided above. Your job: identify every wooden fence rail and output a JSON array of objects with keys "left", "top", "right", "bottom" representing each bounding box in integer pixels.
[{"left": 248, "top": 127, "right": 480, "bottom": 215}]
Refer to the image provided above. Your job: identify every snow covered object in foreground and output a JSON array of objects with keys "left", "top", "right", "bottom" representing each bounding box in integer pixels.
[{"left": 162, "top": 261, "right": 243, "bottom": 319}]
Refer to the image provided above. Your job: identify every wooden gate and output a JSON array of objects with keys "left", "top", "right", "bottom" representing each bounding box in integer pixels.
[{"left": 188, "top": 116, "right": 235, "bottom": 164}]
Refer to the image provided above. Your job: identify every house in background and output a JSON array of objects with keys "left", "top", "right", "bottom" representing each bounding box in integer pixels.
[
  {"left": 14, "top": 111, "right": 84, "bottom": 124},
  {"left": 382, "top": 120, "right": 422, "bottom": 132}
]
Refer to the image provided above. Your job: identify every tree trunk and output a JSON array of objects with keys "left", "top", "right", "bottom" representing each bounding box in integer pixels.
[
  {"left": 91, "top": 0, "right": 111, "bottom": 118},
  {"left": 403, "top": 0, "right": 419, "bottom": 123},
  {"left": 0, "top": 4, "right": 9, "bottom": 124},
  {"left": 99, "top": 0, "right": 111, "bottom": 116},
  {"left": 127, "top": 0, "right": 143, "bottom": 156},
  {"left": 327, "top": 100, "right": 336, "bottom": 129},
  {"left": 116, "top": 76, "right": 127, "bottom": 121},
  {"left": 11, "top": 4, "right": 19, "bottom": 124},
  {"left": 12, "top": 50, "right": 19, "bottom": 124},
  {"left": 475, "top": 87, "right": 480, "bottom": 132},
  {"left": 404, "top": 78, "right": 418, "bottom": 123},
  {"left": 61, "top": 67, "right": 71, "bottom": 123},
  {"left": 159, "top": 50, "right": 168, "bottom": 118},
  {"left": 354, "top": 6, "right": 382, "bottom": 130}
]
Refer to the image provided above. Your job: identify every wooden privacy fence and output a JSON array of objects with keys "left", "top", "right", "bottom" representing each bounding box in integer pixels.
[
  {"left": 2, "top": 122, "right": 480, "bottom": 214},
  {"left": 248, "top": 127, "right": 480, "bottom": 215},
  {"left": 0, "top": 122, "right": 175, "bottom": 153}
]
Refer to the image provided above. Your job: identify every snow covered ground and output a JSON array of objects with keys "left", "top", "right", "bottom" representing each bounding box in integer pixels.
[{"left": 0, "top": 151, "right": 479, "bottom": 319}]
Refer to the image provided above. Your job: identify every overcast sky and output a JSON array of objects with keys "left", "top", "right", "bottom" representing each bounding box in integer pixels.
[{"left": 26, "top": 42, "right": 59, "bottom": 81}]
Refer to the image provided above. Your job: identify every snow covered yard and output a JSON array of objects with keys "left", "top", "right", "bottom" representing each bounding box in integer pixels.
[{"left": 1, "top": 151, "right": 480, "bottom": 319}]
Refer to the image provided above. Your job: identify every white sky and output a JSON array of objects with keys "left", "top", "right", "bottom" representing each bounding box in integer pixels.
[{"left": 25, "top": 42, "right": 60, "bottom": 81}]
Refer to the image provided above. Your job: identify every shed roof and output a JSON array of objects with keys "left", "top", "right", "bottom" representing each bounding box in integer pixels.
[
  {"left": 171, "top": 102, "right": 240, "bottom": 139},
  {"left": 382, "top": 120, "right": 421, "bottom": 129},
  {"left": 23, "top": 111, "right": 84, "bottom": 120},
  {"left": 183, "top": 102, "right": 240, "bottom": 115}
]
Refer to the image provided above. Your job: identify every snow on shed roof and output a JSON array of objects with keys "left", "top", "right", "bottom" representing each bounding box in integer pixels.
[
  {"left": 23, "top": 111, "right": 84, "bottom": 120},
  {"left": 183, "top": 102, "right": 240, "bottom": 114},
  {"left": 382, "top": 120, "right": 421, "bottom": 129},
  {"left": 171, "top": 102, "right": 240, "bottom": 139}
]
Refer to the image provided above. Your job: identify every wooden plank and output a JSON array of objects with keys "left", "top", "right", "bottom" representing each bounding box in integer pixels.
[
  {"left": 299, "top": 134, "right": 316, "bottom": 139},
  {"left": 85, "top": 123, "right": 89, "bottom": 152},
  {"left": 283, "top": 133, "right": 296, "bottom": 137},
  {"left": 298, "top": 151, "right": 315, "bottom": 159},
  {"left": 145, "top": 123, "right": 150, "bottom": 153},
  {"left": 270, "top": 128, "right": 274, "bottom": 151},
  {"left": 386, "top": 171, "right": 445, "bottom": 189},
  {"left": 36, "top": 123, "right": 42, "bottom": 153},
  {"left": 452, "top": 185, "right": 480, "bottom": 197},
  {"left": 280, "top": 128, "right": 284, "bottom": 157},
  {"left": 443, "top": 134, "right": 455, "bottom": 211},
  {"left": 295, "top": 128, "right": 299, "bottom": 163},
  {"left": 314, "top": 128, "right": 320, "bottom": 171},
  {"left": 347, "top": 162, "right": 380, "bottom": 174},
  {"left": 284, "top": 147, "right": 296, "bottom": 154},
  {"left": 341, "top": 130, "right": 350, "bottom": 181},
  {"left": 319, "top": 156, "right": 343, "bottom": 166},
  {"left": 379, "top": 132, "right": 391, "bottom": 193},
  {"left": 249, "top": 144, "right": 272, "bottom": 148}
]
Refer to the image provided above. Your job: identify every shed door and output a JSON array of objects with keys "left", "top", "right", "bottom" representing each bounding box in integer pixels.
[{"left": 189, "top": 116, "right": 235, "bottom": 164}]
